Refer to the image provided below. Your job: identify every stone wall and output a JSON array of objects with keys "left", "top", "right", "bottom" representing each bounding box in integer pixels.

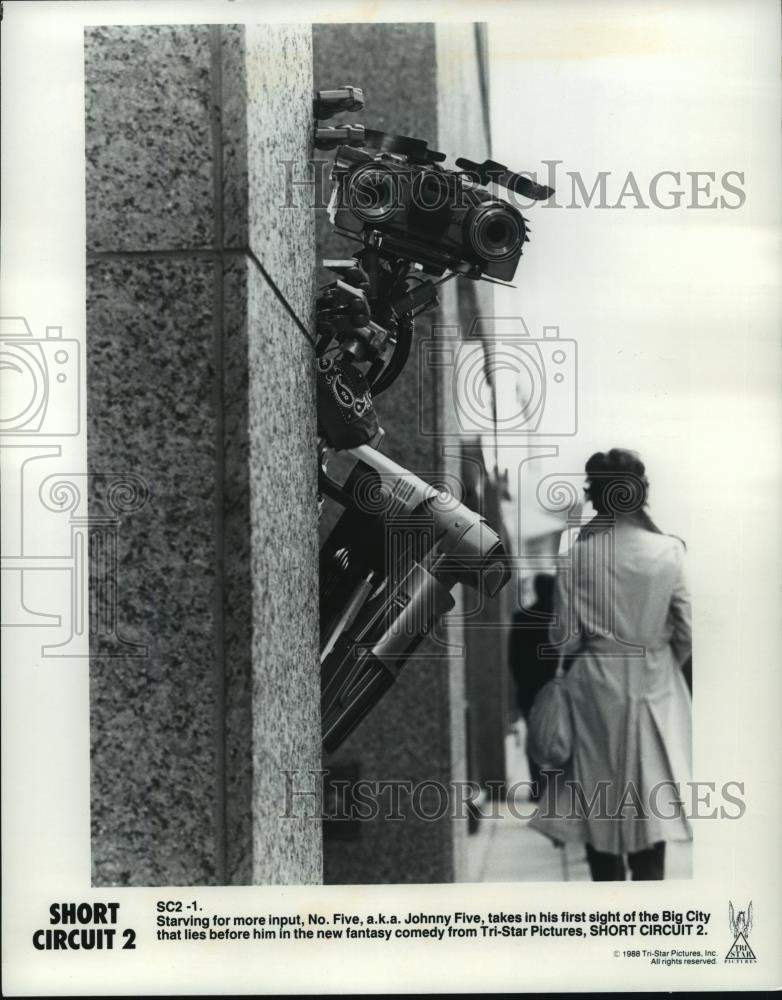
[{"left": 86, "top": 23, "right": 322, "bottom": 886}]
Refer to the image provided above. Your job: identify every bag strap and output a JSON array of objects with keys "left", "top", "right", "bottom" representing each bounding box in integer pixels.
[{"left": 554, "top": 647, "right": 567, "bottom": 679}]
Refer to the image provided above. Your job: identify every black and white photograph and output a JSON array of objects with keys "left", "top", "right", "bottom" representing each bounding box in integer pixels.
[{"left": 2, "top": 0, "right": 780, "bottom": 994}]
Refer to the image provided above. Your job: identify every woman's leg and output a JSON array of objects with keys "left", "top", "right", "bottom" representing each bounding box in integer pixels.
[
  {"left": 585, "top": 843, "right": 626, "bottom": 880},
  {"left": 627, "top": 841, "right": 666, "bottom": 880}
]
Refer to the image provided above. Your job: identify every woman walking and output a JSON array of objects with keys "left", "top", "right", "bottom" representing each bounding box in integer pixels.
[{"left": 529, "top": 449, "right": 692, "bottom": 880}]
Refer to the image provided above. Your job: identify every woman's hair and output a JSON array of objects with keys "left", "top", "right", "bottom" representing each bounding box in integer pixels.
[{"left": 584, "top": 448, "right": 662, "bottom": 534}]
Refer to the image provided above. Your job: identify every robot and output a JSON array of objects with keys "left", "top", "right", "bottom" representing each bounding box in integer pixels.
[{"left": 313, "top": 87, "right": 553, "bottom": 750}]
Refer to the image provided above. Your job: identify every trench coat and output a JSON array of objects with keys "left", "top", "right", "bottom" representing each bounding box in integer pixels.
[{"left": 528, "top": 518, "right": 693, "bottom": 854}]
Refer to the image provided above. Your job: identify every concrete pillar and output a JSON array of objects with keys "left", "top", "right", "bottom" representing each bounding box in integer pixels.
[{"left": 86, "top": 24, "right": 321, "bottom": 885}]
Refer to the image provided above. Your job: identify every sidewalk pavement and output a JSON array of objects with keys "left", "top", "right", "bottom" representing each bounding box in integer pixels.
[{"left": 463, "top": 721, "right": 693, "bottom": 883}]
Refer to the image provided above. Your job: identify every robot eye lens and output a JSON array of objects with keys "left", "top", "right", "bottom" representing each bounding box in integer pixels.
[
  {"left": 464, "top": 202, "right": 525, "bottom": 261},
  {"left": 485, "top": 219, "right": 509, "bottom": 244},
  {"left": 348, "top": 165, "right": 399, "bottom": 223}
]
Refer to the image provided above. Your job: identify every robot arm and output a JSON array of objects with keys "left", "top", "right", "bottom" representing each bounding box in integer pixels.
[
  {"left": 313, "top": 84, "right": 534, "bottom": 751},
  {"left": 319, "top": 445, "right": 509, "bottom": 752}
]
